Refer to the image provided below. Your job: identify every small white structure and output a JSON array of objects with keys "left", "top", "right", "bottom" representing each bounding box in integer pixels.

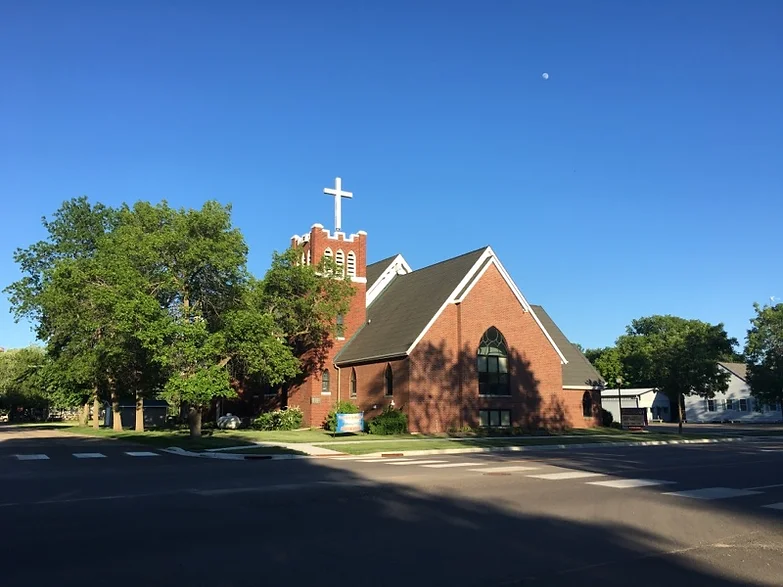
[
  {"left": 600, "top": 388, "right": 672, "bottom": 424},
  {"left": 684, "top": 362, "right": 783, "bottom": 423},
  {"left": 217, "top": 414, "right": 241, "bottom": 430}
]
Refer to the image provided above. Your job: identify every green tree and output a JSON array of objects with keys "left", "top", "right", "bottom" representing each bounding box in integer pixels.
[
  {"left": 585, "top": 346, "right": 625, "bottom": 386},
  {"left": 745, "top": 302, "right": 783, "bottom": 409},
  {"left": 259, "top": 248, "right": 355, "bottom": 402},
  {"left": 615, "top": 315, "right": 736, "bottom": 433},
  {"left": 0, "top": 346, "right": 49, "bottom": 418}
]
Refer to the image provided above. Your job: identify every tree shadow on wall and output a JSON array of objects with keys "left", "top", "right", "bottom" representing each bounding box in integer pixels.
[{"left": 364, "top": 341, "right": 572, "bottom": 434}]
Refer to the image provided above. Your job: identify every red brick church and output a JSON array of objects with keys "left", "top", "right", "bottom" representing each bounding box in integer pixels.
[{"left": 286, "top": 178, "right": 603, "bottom": 434}]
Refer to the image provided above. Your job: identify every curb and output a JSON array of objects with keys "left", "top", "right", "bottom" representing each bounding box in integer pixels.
[
  {"left": 161, "top": 436, "right": 749, "bottom": 461},
  {"left": 341, "top": 436, "right": 749, "bottom": 458}
]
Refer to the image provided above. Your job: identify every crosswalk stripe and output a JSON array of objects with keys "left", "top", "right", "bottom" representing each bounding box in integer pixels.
[
  {"left": 359, "top": 458, "right": 414, "bottom": 463},
  {"left": 13, "top": 454, "right": 49, "bottom": 461},
  {"left": 527, "top": 471, "right": 604, "bottom": 480},
  {"left": 124, "top": 451, "right": 160, "bottom": 457},
  {"left": 469, "top": 466, "right": 539, "bottom": 473},
  {"left": 386, "top": 460, "right": 447, "bottom": 466},
  {"left": 421, "top": 462, "right": 483, "bottom": 469},
  {"left": 73, "top": 453, "right": 106, "bottom": 459},
  {"left": 663, "top": 487, "right": 761, "bottom": 500},
  {"left": 762, "top": 503, "right": 783, "bottom": 510},
  {"left": 587, "top": 478, "right": 672, "bottom": 489}
]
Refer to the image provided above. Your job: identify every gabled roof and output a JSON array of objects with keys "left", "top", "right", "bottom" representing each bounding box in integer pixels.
[
  {"left": 531, "top": 305, "right": 604, "bottom": 388},
  {"left": 335, "top": 248, "right": 487, "bottom": 365},
  {"left": 599, "top": 388, "right": 658, "bottom": 398},
  {"left": 366, "top": 255, "right": 398, "bottom": 290},
  {"left": 719, "top": 362, "right": 747, "bottom": 381}
]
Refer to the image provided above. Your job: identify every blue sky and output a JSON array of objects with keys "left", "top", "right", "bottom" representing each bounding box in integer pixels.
[{"left": 1, "top": 0, "right": 781, "bottom": 352}]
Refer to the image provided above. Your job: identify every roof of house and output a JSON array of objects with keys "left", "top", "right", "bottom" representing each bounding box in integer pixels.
[
  {"left": 335, "top": 247, "right": 488, "bottom": 365},
  {"left": 366, "top": 255, "right": 398, "bottom": 290},
  {"left": 531, "top": 305, "right": 604, "bottom": 387},
  {"left": 599, "top": 388, "right": 658, "bottom": 398},
  {"left": 719, "top": 362, "right": 747, "bottom": 381}
]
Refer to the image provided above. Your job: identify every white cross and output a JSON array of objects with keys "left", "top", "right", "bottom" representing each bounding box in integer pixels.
[{"left": 323, "top": 177, "right": 353, "bottom": 232}]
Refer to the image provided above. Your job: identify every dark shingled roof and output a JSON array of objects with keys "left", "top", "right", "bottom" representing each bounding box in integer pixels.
[
  {"left": 366, "top": 255, "right": 398, "bottom": 290},
  {"left": 719, "top": 362, "right": 747, "bottom": 381},
  {"left": 335, "top": 247, "right": 488, "bottom": 365},
  {"left": 531, "top": 305, "right": 604, "bottom": 387}
]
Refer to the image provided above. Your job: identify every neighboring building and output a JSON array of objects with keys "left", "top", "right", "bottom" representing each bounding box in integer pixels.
[
  {"left": 600, "top": 388, "right": 672, "bottom": 424},
  {"left": 281, "top": 178, "right": 604, "bottom": 434},
  {"left": 684, "top": 362, "right": 783, "bottom": 423}
]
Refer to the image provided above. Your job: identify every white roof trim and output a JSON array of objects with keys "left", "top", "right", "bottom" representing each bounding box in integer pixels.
[
  {"left": 404, "top": 248, "right": 493, "bottom": 356},
  {"left": 366, "top": 254, "right": 412, "bottom": 307}
]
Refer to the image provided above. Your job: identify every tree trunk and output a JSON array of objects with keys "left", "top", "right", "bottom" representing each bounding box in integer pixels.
[
  {"left": 135, "top": 392, "right": 144, "bottom": 432},
  {"left": 111, "top": 388, "right": 123, "bottom": 432},
  {"left": 92, "top": 395, "right": 101, "bottom": 429},
  {"left": 677, "top": 391, "right": 684, "bottom": 434},
  {"left": 79, "top": 402, "right": 89, "bottom": 427},
  {"left": 188, "top": 406, "right": 202, "bottom": 438}
]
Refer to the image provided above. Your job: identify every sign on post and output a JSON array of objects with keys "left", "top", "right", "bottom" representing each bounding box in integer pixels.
[
  {"left": 335, "top": 412, "right": 364, "bottom": 434},
  {"left": 621, "top": 407, "right": 647, "bottom": 430}
]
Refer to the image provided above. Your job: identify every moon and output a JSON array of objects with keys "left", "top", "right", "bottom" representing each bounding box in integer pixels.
[{"left": 542, "top": 72, "right": 549, "bottom": 80}]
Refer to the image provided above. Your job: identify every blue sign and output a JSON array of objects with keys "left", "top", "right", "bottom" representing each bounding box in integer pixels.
[{"left": 336, "top": 412, "right": 364, "bottom": 433}]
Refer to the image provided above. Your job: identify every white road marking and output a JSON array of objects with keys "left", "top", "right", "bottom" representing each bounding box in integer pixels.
[
  {"left": 470, "top": 466, "right": 540, "bottom": 473},
  {"left": 72, "top": 453, "right": 106, "bottom": 459},
  {"left": 587, "top": 478, "right": 673, "bottom": 489},
  {"left": 13, "top": 454, "right": 49, "bottom": 461},
  {"left": 527, "top": 471, "right": 604, "bottom": 480},
  {"left": 386, "top": 460, "right": 447, "bottom": 466},
  {"left": 762, "top": 503, "right": 783, "bottom": 510},
  {"left": 421, "top": 462, "right": 485, "bottom": 469},
  {"left": 663, "top": 487, "right": 762, "bottom": 500},
  {"left": 359, "top": 458, "right": 414, "bottom": 463},
  {"left": 124, "top": 451, "right": 160, "bottom": 457}
]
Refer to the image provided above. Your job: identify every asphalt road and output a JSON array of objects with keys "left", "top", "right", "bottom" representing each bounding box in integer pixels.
[{"left": 1, "top": 428, "right": 783, "bottom": 586}]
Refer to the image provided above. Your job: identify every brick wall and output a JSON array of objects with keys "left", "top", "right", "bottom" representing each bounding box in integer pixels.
[{"left": 409, "top": 262, "right": 579, "bottom": 433}]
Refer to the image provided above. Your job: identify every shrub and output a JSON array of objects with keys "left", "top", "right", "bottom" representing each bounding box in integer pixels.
[
  {"left": 324, "top": 401, "right": 360, "bottom": 432},
  {"left": 368, "top": 406, "right": 408, "bottom": 435},
  {"left": 601, "top": 408, "right": 614, "bottom": 427},
  {"left": 253, "top": 407, "right": 303, "bottom": 431}
]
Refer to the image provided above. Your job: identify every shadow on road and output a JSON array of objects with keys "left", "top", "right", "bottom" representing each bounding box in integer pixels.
[{"left": 1, "top": 442, "right": 780, "bottom": 587}]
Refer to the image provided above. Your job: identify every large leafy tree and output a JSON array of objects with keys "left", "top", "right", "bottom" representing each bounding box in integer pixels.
[
  {"left": 259, "top": 248, "right": 355, "bottom": 403},
  {"left": 611, "top": 315, "right": 736, "bottom": 432},
  {"left": 0, "top": 346, "right": 49, "bottom": 418},
  {"left": 745, "top": 302, "right": 783, "bottom": 409}
]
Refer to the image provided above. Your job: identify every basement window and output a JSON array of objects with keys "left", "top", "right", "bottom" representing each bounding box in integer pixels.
[{"left": 479, "top": 410, "right": 511, "bottom": 429}]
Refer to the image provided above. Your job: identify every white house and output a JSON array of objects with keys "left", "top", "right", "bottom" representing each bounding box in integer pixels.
[
  {"left": 600, "top": 388, "right": 672, "bottom": 424},
  {"left": 683, "top": 362, "right": 783, "bottom": 423}
]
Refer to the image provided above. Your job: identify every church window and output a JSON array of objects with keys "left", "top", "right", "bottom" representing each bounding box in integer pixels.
[
  {"left": 335, "top": 250, "right": 345, "bottom": 275},
  {"left": 349, "top": 368, "right": 357, "bottom": 399},
  {"left": 321, "top": 369, "right": 330, "bottom": 395},
  {"left": 582, "top": 392, "right": 593, "bottom": 418},
  {"left": 336, "top": 314, "right": 345, "bottom": 339},
  {"left": 323, "top": 248, "right": 333, "bottom": 262},
  {"left": 306, "top": 250, "right": 311, "bottom": 265},
  {"left": 384, "top": 364, "right": 393, "bottom": 397},
  {"left": 346, "top": 251, "right": 356, "bottom": 277},
  {"left": 477, "top": 327, "right": 510, "bottom": 396}
]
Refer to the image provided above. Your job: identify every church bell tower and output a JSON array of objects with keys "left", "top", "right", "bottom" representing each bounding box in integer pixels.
[{"left": 288, "top": 177, "right": 368, "bottom": 427}]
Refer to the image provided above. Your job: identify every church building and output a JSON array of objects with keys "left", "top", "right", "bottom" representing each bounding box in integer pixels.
[{"left": 286, "top": 178, "right": 604, "bottom": 434}]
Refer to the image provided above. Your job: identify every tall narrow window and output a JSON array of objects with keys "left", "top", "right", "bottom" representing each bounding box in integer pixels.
[
  {"left": 349, "top": 368, "right": 357, "bottom": 399},
  {"left": 321, "top": 369, "right": 330, "bottom": 395},
  {"left": 336, "top": 314, "right": 345, "bottom": 339},
  {"left": 582, "top": 392, "right": 593, "bottom": 418},
  {"left": 335, "top": 250, "right": 345, "bottom": 275},
  {"left": 384, "top": 364, "right": 393, "bottom": 397},
  {"left": 323, "top": 248, "right": 333, "bottom": 262},
  {"left": 346, "top": 251, "right": 356, "bottom": 277},
  {"left": 477, "top": 327, "right": 510, "bottom": 396},
  {"left": 306, "top": 250, "right": 311, "bottom": 265}
]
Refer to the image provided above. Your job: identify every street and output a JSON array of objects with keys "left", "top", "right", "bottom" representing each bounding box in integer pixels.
[{"left": 2, "top": 428, "right": 783, "bottom": 586}]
